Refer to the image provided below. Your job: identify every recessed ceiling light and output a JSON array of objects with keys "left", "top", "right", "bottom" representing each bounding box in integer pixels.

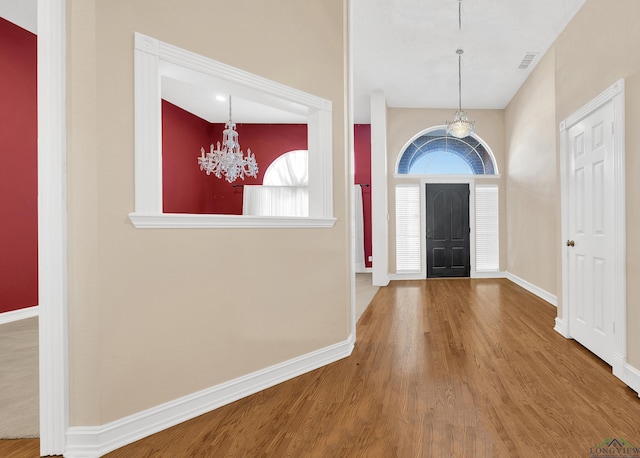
[{"left": 215, "top": 94, "right": 226, "bottom": 102}]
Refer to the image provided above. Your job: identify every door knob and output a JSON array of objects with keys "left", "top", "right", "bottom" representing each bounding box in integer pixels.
[{"left": 566, "top": 240, "right": 575, "bottom": 247}]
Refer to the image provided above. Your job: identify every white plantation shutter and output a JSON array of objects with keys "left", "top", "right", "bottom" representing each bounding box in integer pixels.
[
  {"left": 395, "top": 185, "right": 421, "bottom": 272},
  {"left": 475, "top": 185, "right": 499, "bottom": 272}
]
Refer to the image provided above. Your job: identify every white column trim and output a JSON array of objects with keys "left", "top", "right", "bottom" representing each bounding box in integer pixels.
[
  {"left": 347, "top": 0, "right": 357, "bottom": 340},
  {"left": 370, "top": 91, "right": 390, "bottom": 286},
  {"left": 37, "top": 0, "right": 69, "bottom": 454}
]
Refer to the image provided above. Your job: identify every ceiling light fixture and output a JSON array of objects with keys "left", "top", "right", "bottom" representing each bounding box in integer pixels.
[
  {"left": 197, "top": 95, "right": 259, "bottom": 183},
  {"left": 446, "top": 49, "right": 475, "bottom": 139}
]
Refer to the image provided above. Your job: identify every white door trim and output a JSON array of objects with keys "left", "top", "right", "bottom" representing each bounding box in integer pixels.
[
  {"left": 38, "top": 0, "right": 68, "bottom": 454},
  {"left": 557, "top": 79, "right": 626, "bottom": 378}
]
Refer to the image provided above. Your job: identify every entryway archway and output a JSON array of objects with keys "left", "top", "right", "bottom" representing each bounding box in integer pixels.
[{"left": 394, "top": 127, "right": 499, "bottom": 278}]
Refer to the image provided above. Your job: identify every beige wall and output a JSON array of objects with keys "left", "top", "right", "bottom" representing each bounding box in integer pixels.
[
  {"left": 386, "top": 108, "right": 506, "bottom": 273},
  {"left": 552, "top": 0, "right": 640, "bottom": 368},
  {"left": 67, "top": 0, "right": 350, "bottom": 425},
  {"left": 505, "top": 0, "right": 640, "bottom": 367},
  {"left": 504, "top": 49, "right": 558, "bottom": 295}
]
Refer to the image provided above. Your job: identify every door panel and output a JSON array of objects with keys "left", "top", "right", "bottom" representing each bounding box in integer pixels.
[
  {"left": 426, "top": 183, "right": 470, "bottom": 278},
  {"left": 567, "top": 101, "right": 615, "bottom": 365}
]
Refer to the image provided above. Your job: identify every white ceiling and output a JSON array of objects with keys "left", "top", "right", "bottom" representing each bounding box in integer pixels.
[
  {"left": 2, "top": 0, "right": 586, "bottom": 124},
  {"left": 161, "top": 76, "right": 308, "bottom": 124},
  {"left": 0, "top": 0, "right": 37, "bottom": 34},
  {"left": 352, "top": 0, "right": 585, "bottom": 122}
]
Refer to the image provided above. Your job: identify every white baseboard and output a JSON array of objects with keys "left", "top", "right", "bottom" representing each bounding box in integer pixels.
[
  {"left": 65, "top": 336, "right": 355, "bottom": 458},
  {"left": 389, "top": 272, "right": 424, "bottom": 280},
  {"left": 613, "top": 358, "right": 640, "bottom": 398},
  {"left": 389, "top": 271, "right": 506, "bottom": 281},
  {"left": 472, "top": 271, "right": 507, "bottom": 279},
  {"left": 554, "top": 317, "right": 569, "bottom": 338},
  {"left": 0, "top": 305, "right": 39, "bottom": 325},
  {"left": 505, "top": 272, "right": 558, "bottom": 307}
]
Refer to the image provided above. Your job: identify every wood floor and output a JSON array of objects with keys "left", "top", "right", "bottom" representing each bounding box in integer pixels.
[{"left": 3, "top": 279, "right": 640, "bottom": 457}]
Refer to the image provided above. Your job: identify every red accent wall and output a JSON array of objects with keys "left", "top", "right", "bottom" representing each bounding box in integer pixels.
[
  {"left": 162, "top": 100, "right": 216, "bottom": 213},
  {"left": 0, "top": 18, "right": 38, "bottom": 313},
  {"left": 162, "top": 104, "right": 372, "bottom": 268},
  {"left": 354, "top": 124, "right": 372, "bottom": 268},
  {"left": 162, "top": 100, "right": 307, "bottom": 214}
]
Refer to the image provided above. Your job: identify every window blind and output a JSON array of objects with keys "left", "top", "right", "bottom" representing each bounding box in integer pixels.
[
  {"left": 395, "top": 185, "right": 421, "bottom": 272},
  {"left": 475, "top": 185, "right": 499, "bottom": 272}
]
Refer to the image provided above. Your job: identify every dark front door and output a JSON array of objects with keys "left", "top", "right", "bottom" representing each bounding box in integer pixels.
[{"left": 426, "top": 183, "right": 470, "bottom": 278}]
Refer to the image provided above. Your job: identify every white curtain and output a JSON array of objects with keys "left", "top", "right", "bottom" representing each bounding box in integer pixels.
[
  {"left": 243, "top": 185, "right": 308, "bottom": 216},
  {"left": 354, "top": 184, "right": 366, "bottom": 272},
  {"left": 243, "top": 150, "right": 309, "bottom": 217}
]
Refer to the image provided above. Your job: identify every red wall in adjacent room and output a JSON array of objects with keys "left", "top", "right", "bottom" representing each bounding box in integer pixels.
[
  {"left": 162, "top": 100, "right": 216, "bottom": 213},
  {"left": 162, "top": 100, "right": 307, "bottom": 214},
  {"left": 354, "top": 124, "right": 372, "bottom": 268},
  {"left": 0, "top": 18, "right": 38, "bottom": 313},
  {"left": 162, "top": 104, "right": 373, "bottom": 269}
]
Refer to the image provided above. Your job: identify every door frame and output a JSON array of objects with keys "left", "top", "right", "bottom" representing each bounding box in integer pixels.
[
  {"left": 421, "top": 177, "right": 476, "bottom": 278},
  {"left": 557, "top": 79, "right": 626, "bottom": 377},
  {"left": 425, "top": 182, "right": 471, "bottom": 278}
]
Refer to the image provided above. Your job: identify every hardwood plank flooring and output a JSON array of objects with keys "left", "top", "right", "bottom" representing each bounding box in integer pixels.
[
  {"left": 0, "top": 439, "right": 39, "bottom": 458},
  {"left": 3, "top": 279, "right": 640, "bottom": 457}
]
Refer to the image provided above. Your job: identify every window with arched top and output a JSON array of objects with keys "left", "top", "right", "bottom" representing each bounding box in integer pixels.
[
  {"left": 263, "top": 149, "right": 308, "bottom": 186},
  {"left": 397, "top": 129, "right": 497, "bottom": 175},
  {"left": 243, "top": 150, "right": 309, "bottom": 217},
  {"left": 394, "top": 128, "right": 500, "bottom": 276}
]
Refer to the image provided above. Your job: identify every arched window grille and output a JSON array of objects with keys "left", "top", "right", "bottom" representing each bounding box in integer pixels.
[{"left": 397, "top": 129, "right": 496, "bottom": 175}]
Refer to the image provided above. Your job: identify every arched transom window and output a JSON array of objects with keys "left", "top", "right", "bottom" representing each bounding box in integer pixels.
[{"left": 397, "top": 129, "right": 497, "bottom": 175}]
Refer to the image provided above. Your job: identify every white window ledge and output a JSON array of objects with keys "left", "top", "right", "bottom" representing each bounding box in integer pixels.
[
  {"left": 393, "top": 173, "right": 501, "bottom": 180},
  {"left": 129, "top": 213, "right": 337, "bottom": 229}
]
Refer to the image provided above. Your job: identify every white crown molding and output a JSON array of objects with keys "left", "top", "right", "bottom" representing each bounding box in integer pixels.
[
  {"left": 505, "top": 272, "right": 558, "bottom": 307},
  {"left": 0, "top": 305, "right": 39, "bottom": 325},
  {"left": 151, "top": 36, "right": 332, "bottom": 113},
  {"left": 560, "top": 79, "right": 624, "bottom": 130},
  {"left": 66, "top": 336, "right": 354, "bottom": 458}
]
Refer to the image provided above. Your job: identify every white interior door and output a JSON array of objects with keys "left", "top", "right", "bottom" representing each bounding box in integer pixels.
[{"left": 567, "top": 100, "right": 615, "bottom": 365}]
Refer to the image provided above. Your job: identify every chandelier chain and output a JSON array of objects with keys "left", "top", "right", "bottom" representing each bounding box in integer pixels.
[{"left": 458, "top": 50, "right": 462, "bottom": 111}]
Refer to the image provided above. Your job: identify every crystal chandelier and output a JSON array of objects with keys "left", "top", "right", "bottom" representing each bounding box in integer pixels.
[
  {"left": 446, "top": 49, "right": 475, "bottom": 139},
  {"left": 197, "top": 95, "right": 258, "bottom": 183}
]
